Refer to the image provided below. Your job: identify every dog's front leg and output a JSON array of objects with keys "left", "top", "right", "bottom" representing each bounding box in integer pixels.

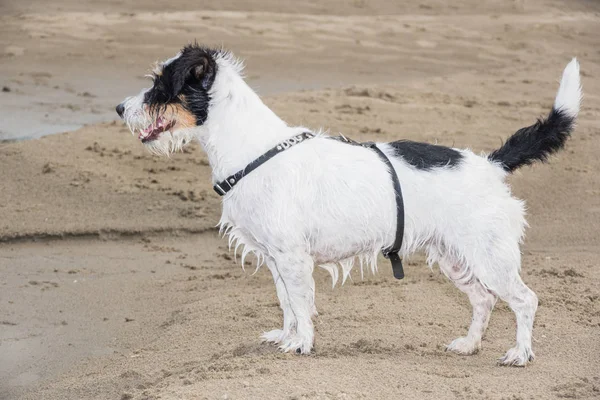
[
  {"left": 261, "top": 261, "right": 296, "bottom": 345},
  {"left": 262, "top": 252, "right": 315, "bottom": 354}
]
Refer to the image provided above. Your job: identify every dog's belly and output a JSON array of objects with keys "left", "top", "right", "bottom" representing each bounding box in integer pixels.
[
  {"left": 307, "top": 230, "right": 387, "bottom": 265},
  {"left": 312, "top": 250, "right": 366, "bottom": 265},
  {"left": 221, "top": 208, "right": 391, "bottom": 267}
]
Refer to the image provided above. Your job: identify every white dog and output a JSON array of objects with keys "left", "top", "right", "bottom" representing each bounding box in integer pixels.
[{"left": 116, "top": 45, "right": 582, "bottom": 366}]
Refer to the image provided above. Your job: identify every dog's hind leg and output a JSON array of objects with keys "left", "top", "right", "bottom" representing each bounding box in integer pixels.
[
  {"left": 440, "top": 260, "right": 497, "bottom": 356},
  {"left": 495, "top": 275, "right": 538, "bottom": 366},
  {"left": 261, "top": 252, "right": 316, "bottom": 354},
  {"left": 468, "top": 239, "right": 538, "bottom": 366}
]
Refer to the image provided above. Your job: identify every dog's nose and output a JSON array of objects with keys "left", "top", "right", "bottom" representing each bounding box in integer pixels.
[{"left": 116, "top": 103, "right": 125, "bottom": 118}]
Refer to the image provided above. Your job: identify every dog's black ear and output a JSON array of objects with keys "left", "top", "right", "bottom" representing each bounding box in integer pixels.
[
  {"left": 192, "top": 64, "right": 205, "bottom": 81},
  {"left": 188, "top": 53, "right": 215, "bottom": 91}
]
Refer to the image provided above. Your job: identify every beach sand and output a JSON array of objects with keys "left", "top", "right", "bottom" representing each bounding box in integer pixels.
[{"left": 1, "top": 0, "right": 599, "bottom": 398}]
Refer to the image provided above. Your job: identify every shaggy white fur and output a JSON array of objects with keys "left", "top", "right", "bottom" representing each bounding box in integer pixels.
[{"left": 118, "top": 51, "right": 581, "bottom": 366}]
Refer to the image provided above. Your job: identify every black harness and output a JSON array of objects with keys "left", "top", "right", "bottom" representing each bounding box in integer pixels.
[{"left": 213, "top": 132, "right": 405, "bottom": 279}]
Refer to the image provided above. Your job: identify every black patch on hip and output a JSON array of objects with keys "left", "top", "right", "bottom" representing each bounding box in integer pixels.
[{"left": 388, "top": 140, "right": 463, "bottom": 170}]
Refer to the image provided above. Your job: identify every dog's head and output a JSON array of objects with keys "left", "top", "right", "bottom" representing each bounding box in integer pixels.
[{"left": 116, "top": 44, "right": 226, "bottom": 155}]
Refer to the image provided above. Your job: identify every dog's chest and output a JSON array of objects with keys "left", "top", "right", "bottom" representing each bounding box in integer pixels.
[{"left": 219, "top": 201, "right": 270, "bottom": 257}]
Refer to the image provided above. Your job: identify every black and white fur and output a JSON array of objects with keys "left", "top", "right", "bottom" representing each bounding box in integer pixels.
[{"left": 117, "top": 45, "right": 582, "bottom": 366}]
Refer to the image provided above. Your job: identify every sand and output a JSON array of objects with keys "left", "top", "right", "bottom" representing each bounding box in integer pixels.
[{"left": 1, "top": 0, "right": 599, "bottom": 399}]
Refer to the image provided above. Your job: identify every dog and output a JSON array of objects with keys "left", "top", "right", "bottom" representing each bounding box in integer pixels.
[{"left": 116, "top": 44, "right": 582, "bottom": 366}]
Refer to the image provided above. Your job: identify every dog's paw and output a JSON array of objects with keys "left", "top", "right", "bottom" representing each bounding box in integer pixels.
[
  {"left": 497, "top": 346, "right": 534, "bottom": 367},
  {"left": 261, "top": 329, "right": 287, "bottom": 344},
  {"left": 446, "top": 336, "right": 481, "bottom": 355},
  {"left": 278, "top": 334, "right": 313, "bottom": 355}
]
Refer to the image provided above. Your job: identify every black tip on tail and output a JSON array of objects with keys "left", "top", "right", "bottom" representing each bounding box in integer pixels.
[{"left": 488, "top": 108, "right": 575, "bottom": 173}]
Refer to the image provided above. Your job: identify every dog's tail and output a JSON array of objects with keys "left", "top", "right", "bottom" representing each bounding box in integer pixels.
[{"left": 488, "top": 58, "right": 582, "bottom": 173}]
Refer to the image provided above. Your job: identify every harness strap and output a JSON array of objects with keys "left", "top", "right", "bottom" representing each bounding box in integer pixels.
[
  {"left": 213, "top": 132, "right": 314, "bottom": 195},
  {"left": 364, "top": 143, "right": 405, "bottom": 279},
  {"left": 333, "top": 135, "right": 405, "bottom": 279},
  {"left": 213, "top": 132, "right": 406, "bottom": 279}
]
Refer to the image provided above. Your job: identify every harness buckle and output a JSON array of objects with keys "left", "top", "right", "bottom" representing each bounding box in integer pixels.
[{"left": 213, "top": 180, "right": 232, "bottom": 195}]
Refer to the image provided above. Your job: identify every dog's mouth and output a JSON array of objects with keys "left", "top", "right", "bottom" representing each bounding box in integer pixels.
[{"left": 139, "top": 116, "right": 175, "bottom": 143}]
